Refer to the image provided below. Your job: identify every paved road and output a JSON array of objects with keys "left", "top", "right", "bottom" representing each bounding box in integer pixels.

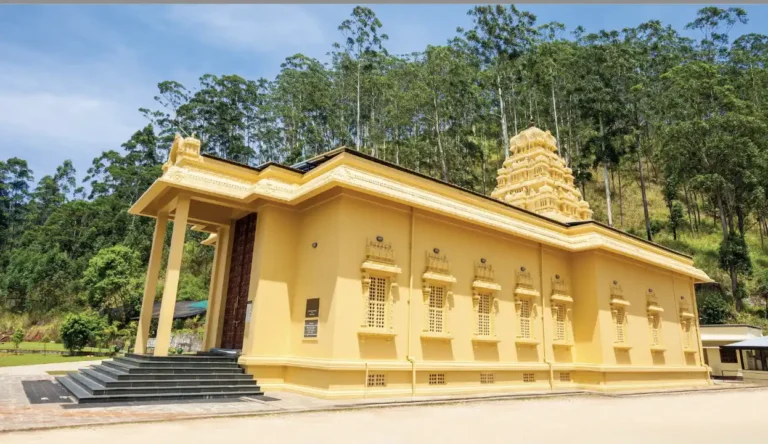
[{"left": 4, "top": 389, "right": 766, "bottom": 444}]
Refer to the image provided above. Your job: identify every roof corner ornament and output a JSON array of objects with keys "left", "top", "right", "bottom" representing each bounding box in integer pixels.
[{"left": 163, "top": 133, "right": 202, "bottom": 173}]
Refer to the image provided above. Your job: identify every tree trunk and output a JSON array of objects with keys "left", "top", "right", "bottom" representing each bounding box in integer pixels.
[
  {"left": 618, "top": 170, "right": 623, "bottom": 228},
  {"left": 497, "top": 73, "right": 510, "bottom": 160},
  {"left": 603, "top": 164, "right": 613, "bottom": 227},
  {"left": 356, "top": 60, "right": 361, "bottom": 150},
  {"left": 550, "top": 81, "right": 561, "bottom": 157},
  {"left": 434, "top": 96, "right": 448, "bottom": 181},
  {"left": 683, "top": 182, "right": 696, "bottom": 233},
  {"left": 636, "top": 133, "right": 652, "bottom": 241},
  {"left": 510, "top": 87, "right": 518, "bottom": 135},
  {"left": 736, "top": 205, "right": 746, "bottom": 237},
  {"left": 599, "top": 117, "right": 613, "bottom": 227}
]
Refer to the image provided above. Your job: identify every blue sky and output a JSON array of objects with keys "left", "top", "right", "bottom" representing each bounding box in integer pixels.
[{"left": 1, "top": 4, "right": 767, "bottom": 181}]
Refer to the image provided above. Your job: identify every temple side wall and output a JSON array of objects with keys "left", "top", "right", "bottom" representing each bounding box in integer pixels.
[{"left": 240, "top": 192, "right": 709, "bottom": 398}]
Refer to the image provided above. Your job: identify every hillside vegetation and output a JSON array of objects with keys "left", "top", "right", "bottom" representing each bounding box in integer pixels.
[{"left": 2, "top": 5, "right": 768, "bottom": 339}]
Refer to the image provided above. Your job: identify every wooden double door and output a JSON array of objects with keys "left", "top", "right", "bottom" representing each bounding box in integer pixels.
[{"left": 220, "top": 213, "right": 257, "bottom": 350}]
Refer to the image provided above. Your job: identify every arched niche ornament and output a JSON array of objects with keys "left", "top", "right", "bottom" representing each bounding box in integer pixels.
[
  {"left": 359, "top": 238, "right": 401, "bottom": 342},
  {"left": 420, "top": 250, "right": 456, "bottom": 341},
  {"left": 471, "top": 261, "right": 502, "bottom": 344}
]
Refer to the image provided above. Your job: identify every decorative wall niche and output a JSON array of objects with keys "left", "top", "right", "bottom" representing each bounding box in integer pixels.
[
  {"left": 359, "top": 238, "right": 401, "bottom": 342},
  {"left": 610, "top": 281, "right": 631, "bottom": 350},
  {"left": 514, "top": 267, "right": 540, "bottom": 346},
  {"left": 646, "top": 288, "right": 665, "bottom": 352},
  {"left": 421, "top": 250, "right": 456, "bottom": 341},
  {"left": 679, "top": 295, "right": 697, "bottom": 353},
  {"left": 472, "top": 261, "right": 501, "bottom": 344},
  {"left": 550, "top": 275, "right": 573, "bottom": 348}
]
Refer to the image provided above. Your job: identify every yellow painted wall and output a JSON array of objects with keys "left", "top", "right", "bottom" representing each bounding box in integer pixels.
[{"left": 239, "top": 191, "right": 709, "bottom": 398}]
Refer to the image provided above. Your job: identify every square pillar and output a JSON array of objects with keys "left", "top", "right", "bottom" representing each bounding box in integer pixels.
[
  {"left": 134, "top": 212, "right": 168, "bottom": 355},
  {"left": 202, "top": 225, "right": 231, "bottom": 351},
  {"left": 154, "top": 196, "right": 190, "bottom": 356}
]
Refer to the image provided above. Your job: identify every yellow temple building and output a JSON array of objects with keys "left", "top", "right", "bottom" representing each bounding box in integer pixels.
[{"left": 129, "top": 124, "right": 713, "bottom": 399}]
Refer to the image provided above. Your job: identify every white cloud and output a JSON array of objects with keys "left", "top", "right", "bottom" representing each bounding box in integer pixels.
[
  {"left": 0, "top": 42, "right": 151, "bottom": 177},
  {"left": 164, "top": 5, "right": 327, "bottom": 54}
]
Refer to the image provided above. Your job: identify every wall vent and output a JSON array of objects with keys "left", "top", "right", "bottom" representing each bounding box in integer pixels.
[
  {"left": 429, "top": 373, "right": 446, "bottom": 385},
  {"left": 523, "top": 373, "right": 535, "bottom": 383},
  {"left": 480, "top": 373, "right": 495, "bottom": 384},
  {"left": 367, "top": 373, "right": 386, "bottom": 387}
]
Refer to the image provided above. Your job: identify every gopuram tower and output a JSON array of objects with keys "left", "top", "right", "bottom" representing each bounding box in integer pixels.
[{"left": 491, "top": 122, "right": 592, "bottom": 223}]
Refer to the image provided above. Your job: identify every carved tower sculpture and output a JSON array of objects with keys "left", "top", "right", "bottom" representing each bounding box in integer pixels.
[{"left": 491, "top": 122, "right": 592, "bottom": 223}]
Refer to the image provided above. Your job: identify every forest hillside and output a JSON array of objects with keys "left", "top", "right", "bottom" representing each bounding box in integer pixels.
[{"left": 2, "top": 5, "right": 768, "bottom": 342}]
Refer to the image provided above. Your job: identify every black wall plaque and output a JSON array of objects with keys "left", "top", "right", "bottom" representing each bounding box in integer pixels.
[
  {"left": 304, "top": 319, "right": 318, "bottom": 338},
  {"left": 305, "top": 298, "right": 320, "bottom": 318}
]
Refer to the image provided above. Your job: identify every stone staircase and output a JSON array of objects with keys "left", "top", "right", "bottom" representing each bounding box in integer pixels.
[{"left": 56, "top": 353, "right": 263, "bottom": 404}]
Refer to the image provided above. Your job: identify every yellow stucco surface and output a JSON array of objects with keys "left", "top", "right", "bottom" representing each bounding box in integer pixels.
[{"left": 131, "top": 130, "right": 712, "bottom": 399}]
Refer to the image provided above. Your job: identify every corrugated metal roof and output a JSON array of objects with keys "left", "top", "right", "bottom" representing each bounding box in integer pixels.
[{"left": 722, "top": 336, "right": 768, "bottom": 349}]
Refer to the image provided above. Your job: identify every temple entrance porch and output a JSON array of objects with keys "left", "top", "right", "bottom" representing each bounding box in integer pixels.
[{"left": 133, "top": 192, "right": 257, "bottom": 357}]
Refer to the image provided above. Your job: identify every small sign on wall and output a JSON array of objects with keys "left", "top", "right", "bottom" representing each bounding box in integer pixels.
[
  {"left": 304, "top": 319, "right": 318, "bottom": 338},
  {"left": 147, "top": 338, "right": 156, "bottom": 348},
  {"left": 245, "top": 301, "right": 253, "bottom": 322},
  {"left": 305, "top": 298, "right": 320, "bottom": 318}
]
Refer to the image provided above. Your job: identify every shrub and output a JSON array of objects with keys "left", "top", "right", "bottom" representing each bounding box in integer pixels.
[
  {"left": 60, "top": 312, "right": 107, "bottom": 354},
  {"left": 11, "top": 328, "right": 25, "bottom": 350},
  {"left": 698, "top": 290, "right": 734, "bottom": 325}
]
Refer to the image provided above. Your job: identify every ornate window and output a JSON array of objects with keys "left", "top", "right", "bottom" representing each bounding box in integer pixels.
[
  {"left": 614, "top": 307, "right": 628, "bottom": 344},
  {"left": 477, "top": 293, "right": 492, "bottom": 336},
  {"left": 480, "top": 373, "right": 494, "bottom": 384},
  {"left": 472, "top": 261, "right": 502, "bottom": 343},
  {"left": 427, "top": 284, "right": 446, "bottom": 333},
  {"left": 553, "top": 303, "right": 567, "bottom": 341},
  {"left": 359, "top": 238, "right": 401, "bottom": 340},
  {"left": 648, "top": 313, "right": 661, "bottom": 347},
  {"left": 514, "top": 267, "right": 540, "bottom": 345},
  {"left": 559, "top": 372, "right": 571, "bottom": 382},
  {"left": 551, "top": 275, "right": 573, "bottom": 348},
  {"left": 366, "top": 277, "right": 388, "bottom": 329},
  {"left": 519, "top": 299, "right": 533, "bottom": 339},
  {"left": 681, "top": 318, "right": 694, "bottom": 350},
  {"left": 646, "top": 289, "right": 665, "bottom": 351},
  {"left": 421, "top": 250, "right": 456, "bottom": 340},
  {"left": 610, "top": 281, "right": 631, "bottom": 350}
]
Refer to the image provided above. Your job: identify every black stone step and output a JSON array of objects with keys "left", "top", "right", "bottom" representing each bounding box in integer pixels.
[
  {"left": 81, "top": 368, "right": 255, "bottom": 389},
  {"left": 113, "top": 356, "right": 241, "bottom": 369},
  {"left": 102, "top": 360, "right": 244, "bottom": 374},
  {"left": 57, "top": 375, "right": 263, "bottom": 404},
  {"left": 90, "top": 365, "right": 251, "bottom": 381},
  {"left": 126, "top": 353, "right": 238, "bottom": 363},
  {"left": 66, "top": 371, "right": 260, "bottom": 396}
]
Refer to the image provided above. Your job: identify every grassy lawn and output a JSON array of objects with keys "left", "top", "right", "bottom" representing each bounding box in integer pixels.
[
  {"left": 0, "top": 353, "right": 103, "bottom": 367},
  {"left": 0, "top": 341, "right": 101, "bottom": 353}
]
